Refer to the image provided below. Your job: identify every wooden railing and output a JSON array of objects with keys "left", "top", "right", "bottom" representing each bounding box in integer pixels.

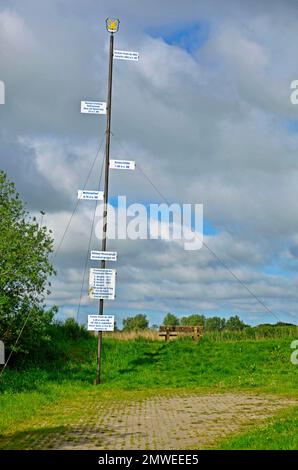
[{"left": 159, "top": 325, "right": 203, "bottom": 341}]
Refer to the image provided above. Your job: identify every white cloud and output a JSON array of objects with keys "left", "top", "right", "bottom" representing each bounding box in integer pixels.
[{"left": 1, "top": 0, "right": 298, "bottom": 325}]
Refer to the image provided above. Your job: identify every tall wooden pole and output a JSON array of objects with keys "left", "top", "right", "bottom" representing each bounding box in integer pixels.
[{"left": 95, "top": 32, "right": 114, "bottom": 385}]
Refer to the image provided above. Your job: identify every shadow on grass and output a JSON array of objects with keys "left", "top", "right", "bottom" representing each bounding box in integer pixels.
[
  {"left": 0, "top": 425, "right": 67, "bottom": 450},
  {"left": 117, "top": 343, "right": 167, "bottom": 375},
  {"left": 0, "top": 422, "right": 126, "bottom": 450}
]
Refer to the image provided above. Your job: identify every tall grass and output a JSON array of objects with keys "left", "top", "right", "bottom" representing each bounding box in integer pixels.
[
  {"left": 106, "top": 330, "right": 160, "bottom": 341},
  {"left": 105, "top": 325, "right": 297, "bottom": 342},
  {"left": 204, "top": 325, "right": 297, "bottom": 342}
]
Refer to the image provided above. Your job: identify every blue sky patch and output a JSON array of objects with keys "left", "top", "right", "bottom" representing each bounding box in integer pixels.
[
  {"left": 284, "top": 119, "right": 298, "bottom": 134},
  {"left": 107, "top": 196, "right": 218, "bottom": 236},
  {"left": 147, "top": 21, "right": 210, "bottom": 54},
  {"left": 263, "top": 262, "right": 293, "bottom": 278}
]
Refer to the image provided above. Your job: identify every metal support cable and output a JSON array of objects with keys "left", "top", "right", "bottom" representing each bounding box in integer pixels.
[
  {"left": 76, "top": 154, "right": 105, "bottom": 321},
  {"left": 111, "top": 131, "right": 292, "bottom": 325},
  {"left": 53, "top": 136, "right": 105, "bottom": 260},
  {"left": 0, "top": 137, "right": 106, "bottom": 377}
]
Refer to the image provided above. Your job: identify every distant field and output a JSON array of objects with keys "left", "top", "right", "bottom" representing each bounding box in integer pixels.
[{"left": 0, "top": 329, "right": 297, "bottom": 449}]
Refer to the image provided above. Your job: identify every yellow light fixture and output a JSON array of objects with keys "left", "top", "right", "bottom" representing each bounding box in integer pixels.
[{"left": 106, "top": 18, "right": 120, "bottom": 33}]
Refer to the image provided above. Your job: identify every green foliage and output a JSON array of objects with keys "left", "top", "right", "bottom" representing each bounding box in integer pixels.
[
  {"left": 255, "top": 324, "right": 290, "bottom": 338},
  {"left": 122, "top": 314, "right": 149, "bottom": 331},
  {"left": 178, "top": 313, "right": 295, "bottom": 334},
  {"left": 0, "top": 171, "right": 56, "bottom": 356},
  {"left": 163, "top": 313, "right": 179, "bottom": 326},
  {"left": 205, "top": 316, "right": 226, "bottom": 331},
  {"left": 225, "top": 315, "right": 247, "bottom": 330},
  {"left": 101, "top": 336, "right": 298, "bottom": 393},
  {"left": 0, "top": 320, "right": 95, "bottom": 389},
  {"left": 179, "top": 313, "right": 246, "bottom": 331},
  {"left": 205, "top": 325, "right": 297, "bottom": 341},
  {"left": 57, "top": 318, "right": 90, "bottom": 340},
  {"left": 218, "top": 407, "right": 298, "bottom": 450},
  {"left": 181, "top": 314, "right": 205, "bottom": 326},
  {"left": 0, "top": 330, "right": 297, "bottom": 448},
  {"left": 1, "top": 332, "right": 297, "bottom": 396}
]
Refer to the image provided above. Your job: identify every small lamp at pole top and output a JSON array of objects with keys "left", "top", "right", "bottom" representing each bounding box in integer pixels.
[{"left": 106, "top": 18, "right": 120, "bottom": 33}]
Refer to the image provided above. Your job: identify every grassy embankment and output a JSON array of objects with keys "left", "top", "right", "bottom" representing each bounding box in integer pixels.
[{"left": 0, "top": 325, "right": 297, "bottom": 448}]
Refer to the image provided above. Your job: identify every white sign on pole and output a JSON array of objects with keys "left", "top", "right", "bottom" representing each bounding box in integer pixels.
[
  {"left": 88, "top": 315, "right": 115, "bottom": 332},
  {"left": 77, "top": 190, "right": 104, "bottom": 201},
  {"left": 89, "top": 268, "right": 116, "bottom": 300},
  {"left": 110, "top": 159, "right": 136, "bottom": 170},
  {"left": 90, "top": 292, "right": 114, "bottom": 300},
  {"left": 80, "top": 101, "right": 107, "bottom": 115},
  {"left": 113, "top": 50, "right": 139, "bottom": 61},
  {"left": 90, "top": 251, "right": 117, "bottom": 262}
]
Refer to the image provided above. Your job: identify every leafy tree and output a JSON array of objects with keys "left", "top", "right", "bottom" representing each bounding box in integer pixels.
[
  {"left": 122, "top": 314, "right": 148, "bottom": 331},
  {"left": 181, "top": 314, "right": 205, "bottom": 327},
  {"left": 60, "top": 318, "right": 89, "bottom": 340},
  {"left": 163, "top": 313, "right": 179, "bottom": 326},
  {"left": 205, "top": 316, "right": 226, "bottom": 331},
  {"left": 225, "top": 315, "right": 246, "bottom": 331},
  {"left": 0, "top": 171, "right": 56, "bottom": 356}
]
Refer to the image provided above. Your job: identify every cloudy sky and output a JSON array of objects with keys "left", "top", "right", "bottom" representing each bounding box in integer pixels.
[{"left": 1, "top": 0, "right": 298, "bottom": 326}]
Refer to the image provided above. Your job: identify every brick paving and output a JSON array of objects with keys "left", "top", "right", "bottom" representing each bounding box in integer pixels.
[{"left": 1, "top": 392, "right": 295, "bottom": 450}]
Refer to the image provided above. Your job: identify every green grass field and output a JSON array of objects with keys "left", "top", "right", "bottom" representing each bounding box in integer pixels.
[
  {"left": 218, "top": 406, "right": 298, "bottom": 450},
  {"left": 0, "top": 330, "right": 297, "bottom": 449}
]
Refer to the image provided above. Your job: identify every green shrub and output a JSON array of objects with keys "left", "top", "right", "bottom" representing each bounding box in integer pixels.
[
  {"left": 0, "top": 171, "right": 56, "bottom": 357},
  {"left": 122, "top": 314, "right": 149, "bottom": 331}
]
